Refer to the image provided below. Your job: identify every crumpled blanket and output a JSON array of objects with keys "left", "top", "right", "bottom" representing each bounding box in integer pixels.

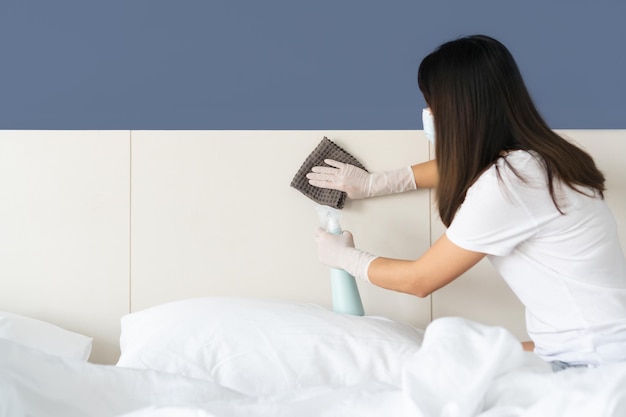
[{"left": 2, "top": 317, "right": 625, "bottom": 417}]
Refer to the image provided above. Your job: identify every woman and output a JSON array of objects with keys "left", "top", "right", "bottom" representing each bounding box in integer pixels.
[{"left": 308, "top": 35, "right": 626, "bottom": 371}]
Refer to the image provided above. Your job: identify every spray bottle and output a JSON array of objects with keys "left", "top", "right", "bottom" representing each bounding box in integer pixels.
[{"left": 316, "top": 205, "right": 365, "bottom": 316}]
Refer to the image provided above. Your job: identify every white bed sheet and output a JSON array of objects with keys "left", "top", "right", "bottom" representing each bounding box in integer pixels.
[{"left": 2, "top": 317, "right": 626, "bottom": 417}]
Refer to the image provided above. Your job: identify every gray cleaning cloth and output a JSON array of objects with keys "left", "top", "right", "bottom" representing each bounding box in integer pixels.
[{"left": 290, "top": 137, "right": 367, "bottom": 209}]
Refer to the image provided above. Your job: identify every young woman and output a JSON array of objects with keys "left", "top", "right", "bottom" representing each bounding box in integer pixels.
[{"left": 308, "top": 35, "right": 626, "bottom": 371}]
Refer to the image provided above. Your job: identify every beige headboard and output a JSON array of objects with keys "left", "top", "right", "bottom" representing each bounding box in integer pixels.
[{"left": 1, "top": 129, "right": 624, "bottom": 364}]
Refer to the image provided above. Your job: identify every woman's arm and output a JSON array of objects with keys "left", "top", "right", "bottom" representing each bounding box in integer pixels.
[
  {"left": 367, "top": 233, "right": 485, "bottom": 297},
  {"left": 411, "top": 159, "right": 438, "bottom": 189}
]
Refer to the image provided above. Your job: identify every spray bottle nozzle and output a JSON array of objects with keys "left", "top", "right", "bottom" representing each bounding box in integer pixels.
[{"left": 315, "top": 204, "right": 343, "bottom": 234}]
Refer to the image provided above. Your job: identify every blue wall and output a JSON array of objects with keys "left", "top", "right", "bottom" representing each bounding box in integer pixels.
[{"left": 1, "top": 1, "right": 624, "bottom": 130}]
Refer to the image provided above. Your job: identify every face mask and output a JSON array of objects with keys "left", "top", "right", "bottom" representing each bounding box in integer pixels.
[{"left": 422, "top": 108, "right": 435, "bottom": 144}]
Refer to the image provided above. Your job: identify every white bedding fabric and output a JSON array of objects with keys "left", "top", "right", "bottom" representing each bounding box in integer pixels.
[
  {"left": 2, "top": 317, "right": 626, "bottom": 417},
  {"left": 0, "top": 311, "right": 92, "bottom": 361},
  {"left": 116, "top": 297, "right": 424, "bottom": 396}
]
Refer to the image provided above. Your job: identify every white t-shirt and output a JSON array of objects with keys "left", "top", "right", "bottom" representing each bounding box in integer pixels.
[{"left": 447, "top": 150, "right": 626, "bottom": 366}]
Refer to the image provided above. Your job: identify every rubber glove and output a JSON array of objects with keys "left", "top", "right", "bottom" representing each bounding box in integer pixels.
[
  {"left": 306, "top": 159, "right": 417, "bottom": 199},
  {"left": 315, "top": 228, "right": 377, "bottom": 283}
]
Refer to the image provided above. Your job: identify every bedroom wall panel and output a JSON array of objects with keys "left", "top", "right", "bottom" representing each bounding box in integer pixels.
[
  {"left": 565, "top": 130, "right": 626, "bottom": 244},
  {"left": 0, "top": 131, "right": 130, "bottom": 364},
  {"left": 431, "top": 130, "right": 626, "bottom": 342},
  {"left": 2, "top": 129, "right": 623, "bottom": 364},
  {"left": 130, "top": 130, "right": 433, "bottom": 329}
]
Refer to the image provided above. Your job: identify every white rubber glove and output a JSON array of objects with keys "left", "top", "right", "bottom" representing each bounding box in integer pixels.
[
  {"left": 306, "top": 159, "right": 417, "bottom": 199},
  {"left": 315, "top": 228, "right": 377, "bottom": 283}
]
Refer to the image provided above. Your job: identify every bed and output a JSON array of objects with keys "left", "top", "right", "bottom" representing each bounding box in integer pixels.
[
  {"left": 1, "top": 129, "right": 625, "bottom": 416},
  {"left": 2, "top": 299, "right": 626, "bottom": 417}
]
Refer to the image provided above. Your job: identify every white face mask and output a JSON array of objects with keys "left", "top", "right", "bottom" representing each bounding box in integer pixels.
[{"left": 422, "top": 108, "right": 435, "bottom": 144}]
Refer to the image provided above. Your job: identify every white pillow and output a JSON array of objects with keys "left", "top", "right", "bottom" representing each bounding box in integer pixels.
[
  {"left": 0, "top": 311, "right": 92, "bottom": 361},
  {"left": 117, "top": 297, "right": 424, "bottom": 396}
]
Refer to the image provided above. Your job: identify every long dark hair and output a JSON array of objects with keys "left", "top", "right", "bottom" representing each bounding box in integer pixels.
[{"left": 418, "top": 34, "right": 605, "bottom": 227}]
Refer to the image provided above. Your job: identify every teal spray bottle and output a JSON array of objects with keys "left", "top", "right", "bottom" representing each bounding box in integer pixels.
[{"left": 316, "top": 205, "right": 365, "bottom": 316}]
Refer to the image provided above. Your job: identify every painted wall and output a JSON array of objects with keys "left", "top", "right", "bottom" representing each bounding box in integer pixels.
[{"left": 1, "top": 1, "right": 624, "bottom": 130}]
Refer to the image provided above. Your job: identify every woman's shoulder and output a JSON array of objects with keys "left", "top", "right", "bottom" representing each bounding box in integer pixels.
[
  {"left": 490, "top": 150, "right": 545, "bottom": 183},
  {"left": 474, "top": 149, "right": 540, "bottom": 177},
  {"left": 469, "top": 150, "right": 546, "bottom": 198},
  {"left": 496, "top": 150, "right": 542, "bottom": 169}
]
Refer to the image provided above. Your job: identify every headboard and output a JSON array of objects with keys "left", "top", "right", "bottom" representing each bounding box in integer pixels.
[{"left": 1, "top": 129, "right": 624, "bottom": 364}]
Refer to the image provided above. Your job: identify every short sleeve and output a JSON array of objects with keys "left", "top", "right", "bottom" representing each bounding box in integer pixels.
[{"left": 446, "top": 164, "right": 539, "bottom": 257}]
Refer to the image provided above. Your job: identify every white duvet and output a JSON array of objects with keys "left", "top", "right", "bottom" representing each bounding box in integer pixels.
[{"left": 2, "top": 317, "right": 625, "bottom": 417}]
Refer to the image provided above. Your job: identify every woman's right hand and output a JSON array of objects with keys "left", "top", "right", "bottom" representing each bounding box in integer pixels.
[{"left": 306, "top": 159, "right": 371, "bottom": 199}]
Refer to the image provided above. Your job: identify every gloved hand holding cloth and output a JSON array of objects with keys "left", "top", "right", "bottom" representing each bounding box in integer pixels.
[{"left": 307, "top": 160, "right": 417, "bottom": 199}]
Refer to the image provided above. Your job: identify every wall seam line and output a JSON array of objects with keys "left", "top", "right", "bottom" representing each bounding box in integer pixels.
[{"left": 129, "top": 130, "right": 133, "bottom": 314}]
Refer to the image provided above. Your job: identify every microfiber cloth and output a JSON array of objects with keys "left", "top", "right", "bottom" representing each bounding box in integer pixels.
[{"left": 290, "top": 137, "right": 368, "bottom": 209}]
